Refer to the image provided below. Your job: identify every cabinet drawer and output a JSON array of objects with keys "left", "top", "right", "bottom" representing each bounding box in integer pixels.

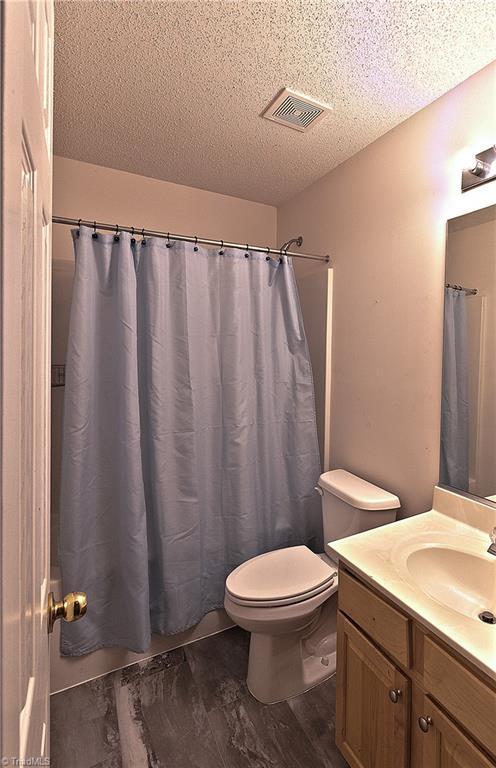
[
  {"left": 423, "top": 637, "right": 496, "bottom": 757},
  {"left": 338, "top": 568, "right": 411, "bottom": 667}
]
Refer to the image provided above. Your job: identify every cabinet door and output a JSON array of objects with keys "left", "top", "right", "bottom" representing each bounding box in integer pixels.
[
  {"left": 415, "top": 695, "right": 495, "bottom": 768},
  {"left": 336, "top": 612, "right": 410, "bottom": 768}
]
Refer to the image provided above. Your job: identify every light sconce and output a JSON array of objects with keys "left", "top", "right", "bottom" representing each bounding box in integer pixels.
[{"left": 462, "top": 144, "right": 496, "bottom": 192}]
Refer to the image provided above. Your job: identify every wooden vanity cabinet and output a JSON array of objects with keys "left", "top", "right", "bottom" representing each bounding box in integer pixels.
[
  {"left": 412, "top": 693, "right": 495, "bottom": 768},
  {"left": 336, "top": 567, "right": 496, "bottom": 768},
  {"left": 336, "top": 612, "right": 410, "bottom": 768}
]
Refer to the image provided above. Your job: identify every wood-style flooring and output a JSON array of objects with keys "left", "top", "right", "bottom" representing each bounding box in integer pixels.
[{"left": 51, "top": 626, "right": 348, "bottom": 768}]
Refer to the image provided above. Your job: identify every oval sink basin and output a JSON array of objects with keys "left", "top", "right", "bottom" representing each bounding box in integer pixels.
[{"left": 405, "top": 546, "right": 496, "bottom": 619}]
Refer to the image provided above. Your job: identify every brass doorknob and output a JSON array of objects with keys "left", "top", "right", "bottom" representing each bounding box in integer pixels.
[
  {"left": 389, "top": 688, "right": 402, "bottom": 703},
  {"left": 48, "top": 591, "right": 87, "bottom": 634},
  {"left": 418, "top": 715, "right": 433, "bottom": 733}
]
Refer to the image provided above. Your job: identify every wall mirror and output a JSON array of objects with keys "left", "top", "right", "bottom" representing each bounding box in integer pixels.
[{"left": 440, "top": 204, "right": 496, "bottom": 501}]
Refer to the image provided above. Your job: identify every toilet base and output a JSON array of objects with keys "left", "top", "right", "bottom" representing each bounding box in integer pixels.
[{"left": 246, "top": 594, "right": 337, "bottom": 704}]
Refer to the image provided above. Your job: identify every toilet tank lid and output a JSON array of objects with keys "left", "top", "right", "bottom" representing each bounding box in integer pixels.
[{"left": 318, "top": 469, "right": 400, "bottom": 511}]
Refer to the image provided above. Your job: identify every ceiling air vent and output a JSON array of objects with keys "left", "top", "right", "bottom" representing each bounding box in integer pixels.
[{"left": 262, "top": 88, "right": 331, "bottom": 132}]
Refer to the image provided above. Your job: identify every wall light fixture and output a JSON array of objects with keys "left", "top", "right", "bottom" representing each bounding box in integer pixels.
[{"left": 462, "top": 144, "right": 496, "bottom": 192}]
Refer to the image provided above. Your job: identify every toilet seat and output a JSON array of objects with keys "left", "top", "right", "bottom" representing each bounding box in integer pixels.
[{"left": 225, "top": 546, "right": 337, "bottom": 608}]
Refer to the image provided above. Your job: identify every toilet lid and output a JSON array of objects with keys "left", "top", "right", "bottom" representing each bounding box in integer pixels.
[{"left": 225, "top": 546, "right": 336, "bottom": 604}]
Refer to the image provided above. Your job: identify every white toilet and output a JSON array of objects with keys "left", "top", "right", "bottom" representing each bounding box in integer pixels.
[{"left": 224, "top": 469, "right": 400, "bottom": 704}]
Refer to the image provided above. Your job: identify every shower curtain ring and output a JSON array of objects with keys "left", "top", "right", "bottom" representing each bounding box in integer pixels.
[
  {"left": 131, "top": 226, "right": 136, "bottom": 244},
  {"left": 245, "top": 244, "right": 249, "bottom": 259},
  {"left": 77, "top": 218, "right": 82, "bottom": 237},
  {"left": 92, "top": 221, "right": 98, "bottom": 239},
  {"left": 141, "top": 228, "right": 146, "bottom": 246},
  {"left": 114, "top": 224, "right": 120, "bottom": 242},
  {"left": 279, "top": 248, "right": 284, "bottom": 264},
  {"left": 166, "top": 232, "right": 172, "bottom": 248},
  {"left": 194, "top": 236, "right": 198, "bottom": 252},
  {"left": 266, "top": 246, "right": 271, "bottom": 262},
  {"left": 219, "top": 240, "right": 224, "bottom": 255}
]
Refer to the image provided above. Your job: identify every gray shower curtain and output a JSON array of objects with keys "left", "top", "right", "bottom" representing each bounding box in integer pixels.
[
  {"left": 440, "top": 287, "right": 469, "bottom": 490},
  {"left": 59, "top": 226, "right": 322, "bottom": 655}
]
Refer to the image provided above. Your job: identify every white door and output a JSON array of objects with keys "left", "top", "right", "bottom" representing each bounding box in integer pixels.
[{"left": 1, "top": 0, "right": 53, "bottom": 760}]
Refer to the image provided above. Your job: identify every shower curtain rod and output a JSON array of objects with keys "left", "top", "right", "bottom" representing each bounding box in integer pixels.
[
  {"left": 52, "top": 217, "right": 330, "bottom": 263},
  {"left": 445, "top": 282, "right": 478, "bottom": 296}
]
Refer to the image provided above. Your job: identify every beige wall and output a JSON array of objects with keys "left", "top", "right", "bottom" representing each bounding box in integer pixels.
[
  {"left": 51, "top": 157, "right": 276, "bottom": 691},
  {"left": 295, "top": 268, "right": 332, "bottom": 467},
  {"left": 278, "top": 61, "right": 496, "bottom": 518}
]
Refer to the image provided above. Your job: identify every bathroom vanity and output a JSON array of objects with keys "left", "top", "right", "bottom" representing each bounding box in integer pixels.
[
  {"left": 331, "top": 203, "right": 496, "bottom": 767},
  {"left": 331, "top": 487, "right": 496, "bottom": 768}
]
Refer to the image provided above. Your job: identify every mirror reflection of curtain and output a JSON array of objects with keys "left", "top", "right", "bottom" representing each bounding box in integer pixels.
[{"left": 440, "top": 287, "right": 469, "bottom": 490}]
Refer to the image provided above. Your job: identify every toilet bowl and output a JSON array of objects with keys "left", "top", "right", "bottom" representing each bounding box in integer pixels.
[
  {"left": 224, "top": 469, "right": 400, "bottom": 704},
  {"left": 225, "top": 545, "right": 339, "bottom": 703}
]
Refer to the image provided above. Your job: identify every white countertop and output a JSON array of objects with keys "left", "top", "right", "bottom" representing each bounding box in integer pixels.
[{"left": 329, "top": 487, "right": 496, "bottom": 680}]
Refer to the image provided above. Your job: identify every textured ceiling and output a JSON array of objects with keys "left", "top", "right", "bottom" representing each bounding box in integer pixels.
[{"left": 54, "top": 1, "right": 496, "bottom": 205}]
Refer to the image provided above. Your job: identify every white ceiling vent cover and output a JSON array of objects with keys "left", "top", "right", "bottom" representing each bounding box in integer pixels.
[{"left": 262, "top": 88, "right": 331, "bottom": 132}]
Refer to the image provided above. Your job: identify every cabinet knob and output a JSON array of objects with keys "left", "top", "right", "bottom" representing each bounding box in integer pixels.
[
  {"left": 418, "top": 715, "right": 433, "bottom": 733},
  {"left": 389, "top": 688, "right": 402, "bottom": 703}
]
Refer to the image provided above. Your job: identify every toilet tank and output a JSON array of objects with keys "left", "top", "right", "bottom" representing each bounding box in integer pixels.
[{"left": 317, "top": 469, "right": 400, "bottom": 558}]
